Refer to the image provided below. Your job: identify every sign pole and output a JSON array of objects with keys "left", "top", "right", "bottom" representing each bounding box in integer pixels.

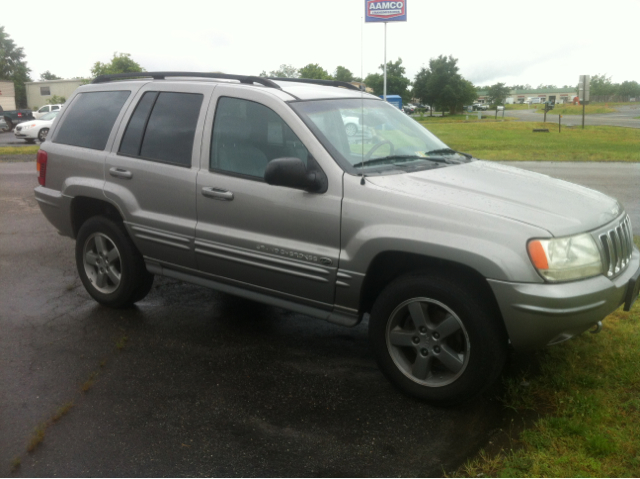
[{"left": 383, "top": 22, "right": 387, "bottom": 101}]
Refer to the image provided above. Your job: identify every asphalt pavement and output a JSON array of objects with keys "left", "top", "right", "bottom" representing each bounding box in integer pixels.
[{"left": 501, "top": 104, "right": 640, "bottom": 129}]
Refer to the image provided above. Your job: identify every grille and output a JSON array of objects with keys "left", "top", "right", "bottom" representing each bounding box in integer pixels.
[{"left": 600, "top": 215, "right": 634, "bottom": 277}]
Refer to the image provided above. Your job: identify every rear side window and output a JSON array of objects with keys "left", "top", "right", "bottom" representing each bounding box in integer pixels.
[
  {"left": 119, "top": 92, "right": 203, "bottom": 167},
  {"left": 55, "top": 91, "right": 130, "bottom": 150}
]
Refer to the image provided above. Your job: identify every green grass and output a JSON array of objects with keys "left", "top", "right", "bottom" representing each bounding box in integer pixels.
[
  {"left": 457, "top": 278, "right": 640, "bottom": 477},
  {"left": 0, "top": 146, "right": 39, "bottom": 155},
  {"left": 505, "top": 104, "right": 533, "bottom": 110},
  {"left": 419, "top": 121, "right": 640, "bottom": 161},
  {"left": 536, "top": 104, "right": 616, "bottom": 115}
]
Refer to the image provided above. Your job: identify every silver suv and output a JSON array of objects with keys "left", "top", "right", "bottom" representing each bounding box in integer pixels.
[{"left": 35, "top": 72, "right": 640, "bottom": 405}]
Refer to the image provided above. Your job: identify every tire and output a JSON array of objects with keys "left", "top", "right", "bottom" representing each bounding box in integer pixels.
[
  {"left": 345, "top": 123, "right": 358, "bottom": 137},
  {"left": 369, "top": 273, "right": 508, "bottom": 405},
  {"left": 38, "top": 128, "right": 49, "bottom": 142},
  {"left": 75, "top": 216, "right": 150, "bottom": 308}
]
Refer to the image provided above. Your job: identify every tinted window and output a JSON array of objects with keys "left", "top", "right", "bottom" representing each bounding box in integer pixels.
[
  {"left": 55, "top": 91, "right": 130, "bottom": 150},
  {"left": 40, "top": 87, "right": 51, "bottom": 96},
  {"left": 119, "top": 91, "right": 158, "bottom": 157},
  {"left": 139, "top": 92, "right": 203, "bottom": 167},
  {"left": 211, "top": 97, "right": 308, "bottom": 178}
]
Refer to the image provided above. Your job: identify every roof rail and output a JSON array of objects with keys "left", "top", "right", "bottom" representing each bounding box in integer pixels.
[
  {"left": 268, "top": 77, "right": 363, "bottom": 91},
  {"left": 91, "top": 72, "right": 282, "bottom": 89}
]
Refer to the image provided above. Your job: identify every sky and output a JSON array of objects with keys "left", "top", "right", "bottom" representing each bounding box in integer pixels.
[{"left": 3, "top": 0, "right": 639, "bottom": 89}]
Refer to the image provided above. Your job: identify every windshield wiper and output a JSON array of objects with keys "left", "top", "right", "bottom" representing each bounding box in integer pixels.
[
  {"left": 356, "top": 155, "right": 443, "bottom": 167},
  {"left": 425, "top": 148, "right": 472, "bottom": 160}
]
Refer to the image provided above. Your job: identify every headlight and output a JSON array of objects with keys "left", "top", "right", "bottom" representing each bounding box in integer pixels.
[
  {"left": 22, "top": 123, "right": 36, "bottom": 130},
  {"left": 528, "top": 233, "right": 602, "bottom": 282}
]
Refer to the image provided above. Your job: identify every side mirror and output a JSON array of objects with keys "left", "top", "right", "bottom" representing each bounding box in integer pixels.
[{"left": 264, "top": 157, "right": 326, "bottom": 193}]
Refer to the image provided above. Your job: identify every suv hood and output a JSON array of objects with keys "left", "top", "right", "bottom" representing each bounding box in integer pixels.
[{"left": 366, "top": 161, "right": 622, "bottom": 237}]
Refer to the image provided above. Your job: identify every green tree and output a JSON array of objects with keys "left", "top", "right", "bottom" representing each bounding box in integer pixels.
[
  {"left": 334, "top": 66, "right": 355, "bottom": 82},
  {"left": 487, "top": 82, "right": 511, "bottom": 105},
  {"left": 0, "top": 26, "right": 32, "bottom": 108},
  {"left": 413, "top": 55, "right": 476, "bottom": 114},
  {"left": 47, "top": 95, "right": 66, "bottom": 105},
  {"left": 364, "top": 58, "right": 412, "bottom": 103},
  {"left": 298, "top": 63, "right": 333, "bottom": 80},
  {"left": 589, "top": 74, "right": 618, "bottom": 97},
  {"left": 618, "top": 80, "right": 640, "bottom": 99},
  {"left": 259, "top": 64, "right": 298, "bottom": 78},
  {"left": 536, "top": 84, "right": 557, "bottom": 89},
  {"left": 40, "top": 70, "right": 62, "bottom": 81},
  {"left": 91, "top": 52, "right": 145, "bottom": 78}
]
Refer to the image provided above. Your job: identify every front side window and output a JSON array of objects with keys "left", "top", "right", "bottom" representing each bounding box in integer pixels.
[
  {"left": 119, "top": 91, "right": 203, "bottom": 167},
  {"left": 210, "top": 97, "right": 309, "bottom": 179},
  {"left": 291, "top": 98, "right": 472, "bottom": 175},
  {"left": 55, "top": 91, "right": 130, "bottom": 150}
]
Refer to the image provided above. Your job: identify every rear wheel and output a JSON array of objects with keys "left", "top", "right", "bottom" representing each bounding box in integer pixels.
[
  {"left": 369, "top": 273, "right": 507, "bottom": 405},
  {"left": 75, "top": 216, "right": 151, "bottom": 308}
]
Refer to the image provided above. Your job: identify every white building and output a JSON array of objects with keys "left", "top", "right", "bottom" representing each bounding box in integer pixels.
[
  {"left": 0, "top": 81, "right": 17, "bottom": 110},
  {"left": 25, "top": 79, "right": 85, "bottom": 110}
]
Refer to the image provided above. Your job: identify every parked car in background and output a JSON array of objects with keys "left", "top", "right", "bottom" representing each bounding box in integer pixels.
[
  {"left": 1, "top": 108, "right": 35, "bottom": 130},
  {"left": 0, "top": 117, "right": 8, "bottom": 132},
  {"left": 474, "top": 103, "right": 489, "bottom": 111},
  {"left": 14, "top": 110, "right": 59, "bottom": 143},
  {"left": 33, "top": 104, "right": 63, "bottom": 120}
]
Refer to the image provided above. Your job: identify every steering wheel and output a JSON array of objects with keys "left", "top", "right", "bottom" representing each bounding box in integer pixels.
[{"left": 364, "top": 140, "right": 395, "bottom": 160}]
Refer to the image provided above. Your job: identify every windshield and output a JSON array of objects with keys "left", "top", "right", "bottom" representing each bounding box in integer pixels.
[
  {"left": 41, "top": 111, "right": 59, "bottom": 121},
  {"left": 290, "top": 98, "right": 472, "bottom": 174}
]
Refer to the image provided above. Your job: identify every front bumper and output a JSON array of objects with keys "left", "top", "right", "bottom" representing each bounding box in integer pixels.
[{"left": 489, "top": 248, "right": 640, "bottom": 351}]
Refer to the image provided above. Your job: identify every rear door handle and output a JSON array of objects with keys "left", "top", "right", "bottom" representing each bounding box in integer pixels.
[
  {"left": 201, "top": 187, "right": 234, "bottom": 201},
  {"left": 109, "top": 167, "right": 133, "bottom": 179}
]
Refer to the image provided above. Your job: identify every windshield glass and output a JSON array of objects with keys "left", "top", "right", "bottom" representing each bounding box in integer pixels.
[
  {"left": 290, "top": 98, "right": 472, "bottom": 174},
  {"left": 41, "top": 111, "right": 59, "bottom": 121}
]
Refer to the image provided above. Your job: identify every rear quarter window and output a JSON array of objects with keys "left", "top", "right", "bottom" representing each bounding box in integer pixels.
[{"left": 54, "top": 91, "right": 130, "bottom": 150}]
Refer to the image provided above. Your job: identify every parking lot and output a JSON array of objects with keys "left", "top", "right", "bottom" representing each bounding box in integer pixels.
[{"left": 0, "top": 161, "right": 507, "bottom": 476}]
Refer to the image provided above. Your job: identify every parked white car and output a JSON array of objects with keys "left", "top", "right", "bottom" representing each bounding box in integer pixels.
[
  {"left": 14, "top": 110, "right": 59, "bottom": 143},
  {"left": 33, "top": 104, "right": 63, "bottom": 120}
]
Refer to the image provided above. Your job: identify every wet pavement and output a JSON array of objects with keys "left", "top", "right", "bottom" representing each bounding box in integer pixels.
[{"left": 0, "top": 161, "right": 506, "bottom": 476}]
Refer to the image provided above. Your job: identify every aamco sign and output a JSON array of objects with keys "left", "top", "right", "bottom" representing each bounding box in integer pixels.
[{"left": 365, "top": 1, "right": 407, "bottom": 22}]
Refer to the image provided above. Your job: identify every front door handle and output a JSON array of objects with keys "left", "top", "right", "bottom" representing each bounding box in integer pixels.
[
  {"left": 109, "top": 167, "right": 133, "bottom": 179},
  {"left": 201, "top": 187, "right": 234, "bottom": 201}
]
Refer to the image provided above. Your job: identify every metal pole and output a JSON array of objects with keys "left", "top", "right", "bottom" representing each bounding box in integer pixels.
[
  {"left": 582, "top": 76, "right": 586, "bottom": 129},
  {"left": 559, "top": 114, "right": 561, "bottom": 133},
  {"left": 383, "top": 22, "right": 387, "bottom": 101}
]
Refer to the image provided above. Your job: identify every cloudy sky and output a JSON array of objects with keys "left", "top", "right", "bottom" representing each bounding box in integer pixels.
[{"left": 4, "top": 0, "right": 639, "bottom": 88}]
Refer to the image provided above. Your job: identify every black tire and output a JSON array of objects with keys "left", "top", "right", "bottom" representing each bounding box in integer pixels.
[
  {"left": 369, "top": 273, "right": 508, "bottom": 406},
  {"left": 5, "top": 119, "right": 13, "bottom": 131},
  {"left": 38, "top": 128, "right": 49, "bottom": 142},
  {"left": 75, "top": 216, "right": 149, "bottom": 308}
]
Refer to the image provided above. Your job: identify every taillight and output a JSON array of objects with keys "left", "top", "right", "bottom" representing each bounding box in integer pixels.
[{"left": 37, "top": 150, "right": 48, "bottom": 186}]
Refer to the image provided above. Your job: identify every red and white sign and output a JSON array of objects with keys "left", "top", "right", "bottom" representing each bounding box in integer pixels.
[{"left": 365, "top": 1, "right": 407, "bottom": 22}]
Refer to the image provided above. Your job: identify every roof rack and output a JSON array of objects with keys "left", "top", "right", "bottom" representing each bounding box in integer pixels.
[
  {"left": 268, "top": 77, "right": 363, "bottom": 91},
  {"left": 91, "top": 72, "right": 282, "bottom": 89}
]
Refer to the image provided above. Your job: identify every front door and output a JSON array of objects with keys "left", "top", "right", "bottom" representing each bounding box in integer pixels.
[{"left": 195, "top": 86, "right": 343, "bottom": 306}]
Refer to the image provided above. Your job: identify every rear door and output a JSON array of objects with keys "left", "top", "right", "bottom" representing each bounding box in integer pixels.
[
  {"left": 104, "top": 82, "right": 213, "bottom": 269},
  {"left": 194, "top": 86, "right": 343, "bottom": 306}
]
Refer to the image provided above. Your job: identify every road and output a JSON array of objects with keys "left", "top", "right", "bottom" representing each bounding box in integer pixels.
[
  {"left": 0, "top": 160, "right": 506, "bottom": 477},
  {"left": 502, "top": 105, "right": 640, "bottom": 129}
]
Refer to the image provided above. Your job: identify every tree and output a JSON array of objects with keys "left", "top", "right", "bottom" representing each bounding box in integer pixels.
[
  {"left": 412, "top": 55, "right": 476, "bottom": 114},
  {"left": 589, "top": 74, "right": 618, "bottom": 97},
  {"left": 536, "top": 84, "right": 557, "bottom": 90},
  {"left": 47, "top": 95, "right": 66, "bottom": 105},
  {"left": 364, "top": 58, "right": 412, "bottom": 103},
  {"left": 91, "top": 52, "right": 145, "bottom": 78},
  {"left": 259, "top": 64, "right": 298, "bottom": 78},
  {"left": 334, "top": 66, "right": 355, "bottom": 82},
  {"left": 618, "top": 80, "right": 640, "bottom": 99},
  {"left": 40, "top": 70, "right": 62, "bottom": 81},
  {"left": 487, "top": 82, "right": 511, "bottom": 105},
  {"left": 298, "top": 63, "right": 333, "bottom": 80},
  {"left": 0, "top": 26, "right": 32, "bottom": 108}
]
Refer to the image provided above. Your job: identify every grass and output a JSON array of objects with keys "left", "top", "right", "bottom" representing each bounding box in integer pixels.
[
  {"left": 26, "top": 425, "right": 46, "bottom": 453},
  {"left": 536, "top": 104, "right": 616, "bottom": 115},
  {"left": 455, "top": 236, "right": 640, "bottom": 477},
  {"left": 10, "top": 456, "right": 21, "bottom": 472},
  {"left": 0, "top": 145, "right": 39, "bottom": 156},
  {"left": 419, "top": 121, "right": 640, "bottom": 161}
]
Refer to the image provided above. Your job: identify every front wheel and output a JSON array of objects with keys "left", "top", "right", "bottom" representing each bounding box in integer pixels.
[
  {"left": 369, "top": 274, "right": 507, "bottom": 405},
  {"left": 75, "top": 216, "right": 151, "bottom": 308},
  {"left": 38, "top": 128, "right": 49, "bottom": 142}
]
